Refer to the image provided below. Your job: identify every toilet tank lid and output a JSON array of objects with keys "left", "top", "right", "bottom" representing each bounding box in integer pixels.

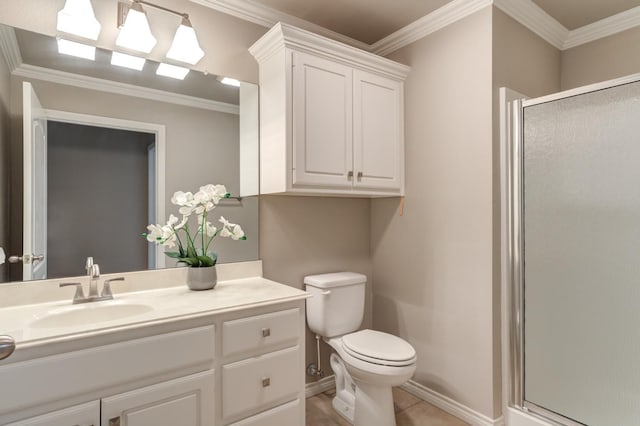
[{"left": 304, "top": 272, "right": 367, "bottom": 288}]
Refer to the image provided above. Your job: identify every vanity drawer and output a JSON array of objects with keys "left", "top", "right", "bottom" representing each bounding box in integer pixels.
[
  {"left": 0, "top": 326, "right": 215, "bottom": 416},
  {"left": 222, "top": 345, "right": 300, "bottom": 419},
  {"left": 222, "top": 308, "right": 299, "bottom": 357},
  {"left": 228, "top": 399, "right": 300, "bottom": 426}
]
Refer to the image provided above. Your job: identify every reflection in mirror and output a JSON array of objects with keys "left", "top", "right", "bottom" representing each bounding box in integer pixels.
[{"left": 0, "top": 24, "right": 259, "bottom": 284}]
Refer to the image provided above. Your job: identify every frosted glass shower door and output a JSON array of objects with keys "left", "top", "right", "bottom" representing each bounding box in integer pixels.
[{"left": 523, "top": 81, "right": 640, "bottom": 425}]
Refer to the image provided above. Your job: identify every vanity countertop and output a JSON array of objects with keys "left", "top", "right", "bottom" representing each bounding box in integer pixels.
[{"left": 0, "top": 276, "right": 308, "bottom": 348}]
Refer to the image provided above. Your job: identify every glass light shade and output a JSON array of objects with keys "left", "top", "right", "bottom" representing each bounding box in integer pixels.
[
  {"left": 57, "top": 38, "right": 96, "bottom": 60},
  {"left": 156, "top": 63, "right": 189, "bottom": 80},
  {"left": 57, "top": 0, "right": 101, "bottom": 40},
  {"left": 219, "top": 77, "right": 241, "bottom": 87},
  {"left": 111, "top": 52, "right": 145, "bottom": 71},
  {"left": 116, "top": 5, "right": 156, "bottom": 54},
  {"left": 166, "top": 20, "right": 204, "bottom": 65}
]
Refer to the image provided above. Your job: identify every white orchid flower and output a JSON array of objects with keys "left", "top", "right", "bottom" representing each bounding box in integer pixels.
[
  {"left": 219, "top": 216, "right": 246, "bottom": 240},
  {"left": 179, "top": 205, "right": 196, "bottom": 216},
  {"left": 0, "top": 247, "right": 5, "bottom": 265},
  {"left": 205, "top": 222, "right": 217, "bottom": 237},
  {"left": 175, "top": 215, "right": 189, "bottom": 230},
  {"left": 146, "top": 224, "right": 177, "bottom": 248},
  {"left": 193, "top": 189, "right": 209, "bottom": 205},
  {"left": 200, "top": 184, "right": 228, "bottom": 204},
  {"left": 171, "top": 191, "right": 194, "bottom": 207},
  {"left": 167, "top": 214, "right": 179, "bottom": 227}
]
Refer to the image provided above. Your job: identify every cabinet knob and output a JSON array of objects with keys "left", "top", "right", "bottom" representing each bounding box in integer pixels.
[
  {"left": 357, "top": 171, "right": 363, "bottom": 180},
  {"left": 347, "top": 171, "right": 353, "bottom": 179},
  {"left": 262, "top": 327, "right": 271, "bottom": 337},
  {"left": 262, "top": 377, "right": 271, "bottom": 387},
  {"left": 0, "top": 336, "right": 15, "bottom": 361}
]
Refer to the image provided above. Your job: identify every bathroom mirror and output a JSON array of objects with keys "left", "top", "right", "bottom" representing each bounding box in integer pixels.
[{"left": 0, "top": 24, "right": 259, "bottom": 283}]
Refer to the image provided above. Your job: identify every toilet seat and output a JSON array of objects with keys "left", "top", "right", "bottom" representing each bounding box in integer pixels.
[{"left": 341, "top": 329, "right": 416, "bottom": 367}]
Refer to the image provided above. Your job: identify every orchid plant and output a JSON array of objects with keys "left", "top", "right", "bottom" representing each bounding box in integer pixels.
[{"left": 144, "top": 184, "right": 246, "bottom": 267}]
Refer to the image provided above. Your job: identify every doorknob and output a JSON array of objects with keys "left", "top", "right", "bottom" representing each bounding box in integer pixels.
[{"left": 8, "top": 254, "right": 44, "bottom": 264}]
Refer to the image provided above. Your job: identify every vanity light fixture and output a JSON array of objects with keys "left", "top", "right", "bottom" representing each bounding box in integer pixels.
[
  {"left": 57, "top": 38, "right": 96, "bottom": 61},
  {"left": 218, "top": 77, "right": 241, "bottom": 87},
  {"left": 166, "top": 16, "right": 204, "bottom": 65},
  {"left": 116, "top": 1, "right": 156, "bottom": 54},
  {"left": 111, "top": 51, "right": 146, "bottom": 71},
  {"left": 56, "top": 0, "right": 101, "bottom": 41},
  {"left": 156, "top": 63, "right": 190, "bottom": 80}
]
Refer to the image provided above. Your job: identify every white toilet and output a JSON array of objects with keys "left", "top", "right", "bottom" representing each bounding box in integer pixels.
[{"left": 305, "top": 272, "right": 417, "bottom": 426}]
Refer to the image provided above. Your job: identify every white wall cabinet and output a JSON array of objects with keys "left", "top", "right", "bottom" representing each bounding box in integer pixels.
[
  {"left": 0, "top": 302, "right": 305, "bottom": 426},
  {"left": 250, "top": 23, "right": 410, "bottom": 197}
]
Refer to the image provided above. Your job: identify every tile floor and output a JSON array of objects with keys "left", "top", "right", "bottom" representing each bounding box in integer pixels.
[{"left": 306, "top": 387, "right": 469, "bottom": 425}]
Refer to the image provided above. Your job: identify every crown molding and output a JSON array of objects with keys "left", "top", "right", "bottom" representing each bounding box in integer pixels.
[
  {"left": 189, "top": 0, "right": 372, "bottom": 52},
  {"left": 0, "top": 25, "right": 23, "bottom": 72},
  {"left": 250, "top": 23, "right": 410, "bottom": 80},
  {"left": 564, "top": 5, "right": 640, "bottom": 49},
  {"left": 194, "top": 0, "right": 640, "bottom": 55},
  {"left": 371, "top": 0, "right": 492, "bottom": 56},
  {"left": 13, "top": 64, "right": 239, "bottom": 115},
  {"left": 493, "top": 0, "right": 568, "bottom": 50}
]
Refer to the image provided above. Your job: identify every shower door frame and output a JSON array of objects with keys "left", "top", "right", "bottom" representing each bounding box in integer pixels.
[{"left": 501, "top": 71, "right": 640, "bottom": 426}]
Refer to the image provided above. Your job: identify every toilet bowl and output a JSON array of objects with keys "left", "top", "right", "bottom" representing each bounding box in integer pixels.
[
  {"left": 326, "top": 330, "right": 416, "bottom": 426},
  {"left": 304, "top": 272, "right": 417, "bottom": 426}
]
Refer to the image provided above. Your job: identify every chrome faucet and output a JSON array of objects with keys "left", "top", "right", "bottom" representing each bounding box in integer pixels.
[
  {"left": 86, "top": 256, "right": 101, "bottom": 299},
  {"left": 59, "top": 257, "right": 125, "bottom": 304}
]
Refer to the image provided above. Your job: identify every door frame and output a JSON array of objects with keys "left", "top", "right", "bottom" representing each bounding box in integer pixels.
[{"left": 44, "top": 109, "right": 167, "bottom": 269}]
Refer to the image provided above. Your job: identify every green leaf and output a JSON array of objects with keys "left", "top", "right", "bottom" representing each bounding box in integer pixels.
[
  {"left": 186, "top": 245, "right": 198, "bottom": 259},
  {"left": 207, "top": 252, "right": 218, "bottom": 265},
  {"left": 197, "top": 256, "right": 214, "bottom": 267},
  {"left": 164, "top": 251, "right": 181, "bottom": 259},
  {"left": 179, "top": 257, "right": 200, "bottom": 266}
]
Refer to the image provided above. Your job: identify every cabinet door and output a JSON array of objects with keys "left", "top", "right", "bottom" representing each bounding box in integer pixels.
[
  {"left": 6, "top": 401, "right": 99, "bottom": 426},
  {"left": 101, "top": 370, "right": 214, "bottom": 426},
  {"left": 292, "top": 51, "right": 353, "bottom": 188},
  {"left": 353, "top": 69, "right": 403, "bottom": 191}
]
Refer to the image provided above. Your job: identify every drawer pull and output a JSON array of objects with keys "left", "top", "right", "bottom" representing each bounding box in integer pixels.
[
  {"left": 262, "top": 377, "right": 271, "bottom": 387},
  {"left": 262, "top": 327, "right": 271, "bottom": 337}
]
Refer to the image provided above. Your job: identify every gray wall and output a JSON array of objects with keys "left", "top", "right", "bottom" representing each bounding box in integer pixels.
[
  {"left": 259, "top": 195, "right": 373, "bottom": 384},
  {"left": 47, "top": 121, "right": 152, "bottom": 277},
  {"left": 373, "top": 7, "right": 495, "bottom": 417},
  {"left": 0, "top": 51, "right": 10, "bottom": 281},
  {"left": 561, "top": 26, "right": 640, "bottom": 90}
]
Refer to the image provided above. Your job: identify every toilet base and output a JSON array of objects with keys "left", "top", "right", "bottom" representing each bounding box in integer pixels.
[
  {"left": 354, "top": 381, "right": 396, "bottom": 426},
  {"left": 330, "top": 353, "right": 356, "bottom": 424}
]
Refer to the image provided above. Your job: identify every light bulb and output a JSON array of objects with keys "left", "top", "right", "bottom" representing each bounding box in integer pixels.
[
  {"left": 166, "top": 17, "right": 204, "bottom": 65},
  {"left": 116, "top": 3, "right": 156, "bottom": 54},
  {"left": 57, "top": 0, "right": 101, "bottom": 40}
]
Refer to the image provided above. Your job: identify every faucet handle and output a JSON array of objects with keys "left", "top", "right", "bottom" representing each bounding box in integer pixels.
[
  {"left": 60, "top": 282, "right": 85, "bottom": 303},
  {"left": 91, "top": 263, "right": 100, "bottom": 278},
  {"left": 102, "top": 277, "right": 125, "bottom": 299},
  {"left": 85, "top": 256, "right": 94, "bottom": 273}
]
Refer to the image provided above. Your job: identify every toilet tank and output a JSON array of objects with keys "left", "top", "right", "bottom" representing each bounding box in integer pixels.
[{"left": 304, "top": 272, "right": 366, "bottom": 338}]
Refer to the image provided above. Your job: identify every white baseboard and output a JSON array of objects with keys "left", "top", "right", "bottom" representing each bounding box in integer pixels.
[
  {"left": 305, "top": 375, "right": 336, "bottom": 398},
  {"left": 401, "top": 380, "right": 504, "bottom": 426}
]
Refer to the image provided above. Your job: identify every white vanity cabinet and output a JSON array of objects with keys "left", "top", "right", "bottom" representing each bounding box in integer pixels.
[
  {"left": 5, "top": 401, "right": 99, "bottom": 426},
  {"left": 0, "top": 300, "right": 306, "bottom": 426},
  {"left": 249, "top": 23, "right": 410, "bottom": 197}
]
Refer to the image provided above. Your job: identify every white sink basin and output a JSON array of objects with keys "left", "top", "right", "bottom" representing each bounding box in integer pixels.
[{"left": 30, "top": 302, "right": 154, "bottom": 329}]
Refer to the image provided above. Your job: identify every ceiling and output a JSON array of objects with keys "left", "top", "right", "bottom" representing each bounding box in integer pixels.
[{"left": 251, "top": 0, "right": 640, "bottom": 44}]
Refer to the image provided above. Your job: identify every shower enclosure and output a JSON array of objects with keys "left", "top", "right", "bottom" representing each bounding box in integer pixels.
[{"left": 502, "top": 75, "right": 640, "bottom": 425}]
